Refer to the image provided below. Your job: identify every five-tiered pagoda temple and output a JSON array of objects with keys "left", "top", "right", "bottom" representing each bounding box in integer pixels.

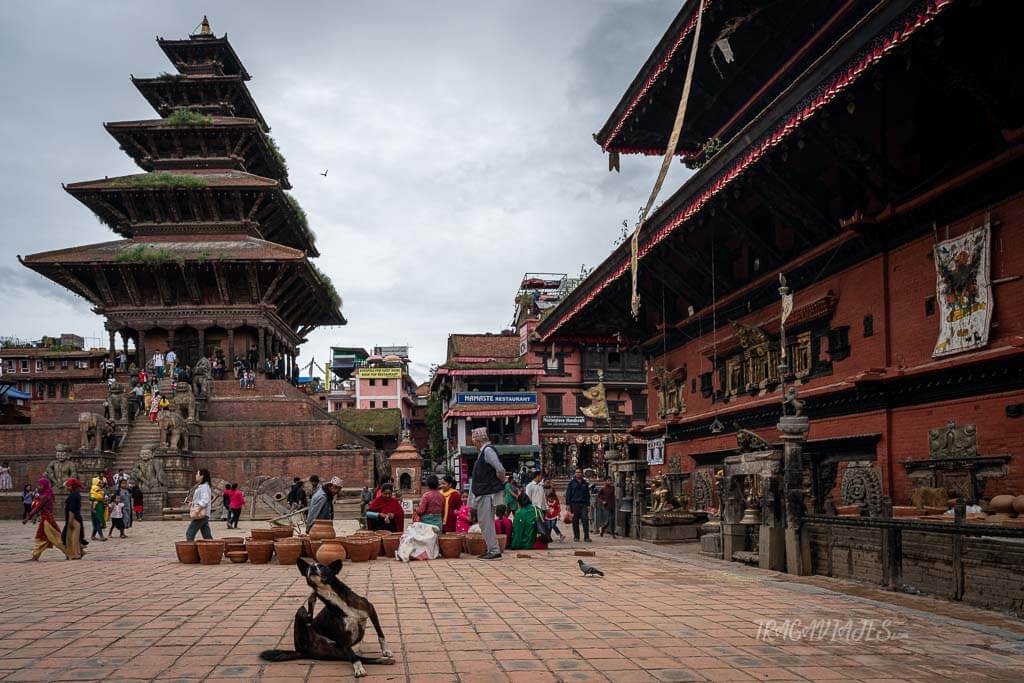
[{"left": 21, "top": 17, "right": 344, "bottom": 373}]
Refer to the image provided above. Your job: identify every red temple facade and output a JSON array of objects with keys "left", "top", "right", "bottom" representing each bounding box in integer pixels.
[
  {"left": 537, "top": 0, "right": 1024, "bottom": 511},
  {"left": 20, "top": 18, "right": 343, "bottom": 373}
]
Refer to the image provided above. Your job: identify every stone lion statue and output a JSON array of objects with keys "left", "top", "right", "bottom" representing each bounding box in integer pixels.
[
  {"left": 78, "top": 412, "right": 102, "bottom": 452},
  {"left": 174, "top": 382, "right": 197, "bottom": 422},
  {"left": 44, "top": 444, "right": 79, "bottom": 487},
  {"left": 131, "top": 444, "right": 167, "bottom": 491},
  {"left": 158, "top": 408, "right": 189, "bottom": 451},
  {"left": 192, "top": 357, "right": 212, "bottom": 398},
  {"left": 107, "top": 383, "right": 131, "bottom": 422}
]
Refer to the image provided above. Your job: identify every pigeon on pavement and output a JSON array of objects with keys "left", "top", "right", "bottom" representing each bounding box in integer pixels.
[{"left": 578, "top": 559, "right": 605, "bottom": 577}]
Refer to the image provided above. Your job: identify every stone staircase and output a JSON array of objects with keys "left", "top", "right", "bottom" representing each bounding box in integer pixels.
[{"left": 116, "top": 414, "right": 162, "bottom": 473}]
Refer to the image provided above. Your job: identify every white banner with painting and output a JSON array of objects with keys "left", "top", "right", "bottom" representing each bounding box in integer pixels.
[{"left": 932, "top": 223, "right": 993, "bottom": 357}]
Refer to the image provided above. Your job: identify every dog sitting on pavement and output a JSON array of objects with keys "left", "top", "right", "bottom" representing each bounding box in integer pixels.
[{"left": 259, "top": 558, "right": 395, "bottom": 677}]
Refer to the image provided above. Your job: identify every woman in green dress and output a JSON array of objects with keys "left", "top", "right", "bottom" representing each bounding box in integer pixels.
[{"left": 509, "top": 493, "right": 548, "bottom": 550}]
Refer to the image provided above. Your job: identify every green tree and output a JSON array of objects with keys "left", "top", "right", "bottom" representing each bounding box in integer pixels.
[{"left": 426, "top": 392, "right": 446, "bottom": 466}]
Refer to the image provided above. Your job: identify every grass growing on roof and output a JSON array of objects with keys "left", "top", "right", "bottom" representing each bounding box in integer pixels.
[
  {"left": 265, "top": 135, "right": 289, "bottom": 177},
  {"left": 165, "top": 107, "right": 214, "bottom": 126},
  {"left": 311, "top": 263, "right": 341, "bottom": 309},
  {"left": 113, "top": 245, "right": 173, "bottom": 264},
  {"left": 284, "top": 192, "right": 317, "bottom": 250},
  {"left": 112, "top": 172, "right": 209, "bottom": 189}
]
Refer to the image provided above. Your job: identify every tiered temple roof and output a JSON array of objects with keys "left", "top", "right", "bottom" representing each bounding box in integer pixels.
[{"left": 22, "top": 18, "right": 344, "bottom": 364}]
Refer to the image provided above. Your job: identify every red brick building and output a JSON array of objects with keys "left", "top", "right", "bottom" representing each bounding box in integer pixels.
[
  {"left": 0, "top": 346, "right": 107, "bottom": 403},
  {"left": 537, "top": 0, "right": 1024, "bottom": 510}
]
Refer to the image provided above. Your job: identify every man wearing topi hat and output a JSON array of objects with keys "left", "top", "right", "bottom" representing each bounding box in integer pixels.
[
  {"left": 470, "top": 427, "right": 505, "bottom": 560},
  {"left": 306, "top": 476, "right": 342, "bottom": 530}
]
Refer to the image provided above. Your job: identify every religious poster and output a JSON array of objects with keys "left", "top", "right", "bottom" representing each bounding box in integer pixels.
[
  {"left": 646, "top": 438, "right": 665, "bottom": 466},
  {"left": 932, "top": 223, "right": 993, "bottom": 357}
]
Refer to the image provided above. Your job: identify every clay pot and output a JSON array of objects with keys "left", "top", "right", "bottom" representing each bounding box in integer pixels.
[
  {"left": 221, "top": 536, "right": 244, "bottom": 545},
  {"left": 381, "top": 533, "right": 402, "bottom": 558},
  {"left": 308, "top": 520, "right": 337, "bottom": 541},
  {"left": 275, "top": 539, "right": 304, "bottom": 566},
  {"left": 341, "top": 536, "right": 377, "bottom": 562},
  {"left": 271, "top": 526, "right": 294, "bottom": 540},
  {"left": 309, "top": 539, "right": 323, "bottom": 557},
  {"left": 296, "top": 534, "right": 313, "bottom": 557},
  {"left": 438, "top": 535, "right": 463, "bottom": 559},
  {"left": 196, "top": 540, "right": 225, "bottom": 565},
  {"left": 175, "top": 540, "right": 199, "bottom": 564},
  {"left": 990, "top": 495, "right": 1015, "bottom": 514},
  {"left": 246, "top": 540, "right": 274, "bottom": 564},
  {"left": 249, "top": 528, "right": 277, "bottom": 542},
  {"left": 1012, "top": 495, "right": 1024, "bottom": 515},
  {"left": 226, "top": 551, "right": 248, "bottom": 564},
  {"left": 465, "top": 532, "right": 487, "bottom": 556},
  {"left": 316, "top": 539, "right": 347, "bottom": 565},
  {"left": 892, "top": 506, "right": 919, "bottom": 518}
]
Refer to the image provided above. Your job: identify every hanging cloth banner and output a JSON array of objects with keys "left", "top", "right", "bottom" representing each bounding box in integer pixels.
[
  {"left": 630, "top": 0, "right": 707, "bottom": 319},
  {"left": 932, "top": 221, "right": 993, "bottom": 357}
]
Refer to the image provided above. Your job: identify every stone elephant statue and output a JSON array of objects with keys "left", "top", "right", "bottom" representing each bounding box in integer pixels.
[
  {"left": 107, "top": 383, "right": 131, "bottom": 422},
  {"left": 78, "top": 412, "right": 102, "bottom": 452},
  {"left": 193, "top": 357, "right": 212, "bottom": 398},
  {"left": 158, "top": 409, "right": 189, "bottom": 452}
]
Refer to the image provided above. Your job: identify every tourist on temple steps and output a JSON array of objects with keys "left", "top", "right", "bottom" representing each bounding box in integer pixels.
[
  {"left": 177, "top": 365, "right": 191, "bottom": 385},
  {"left": 414, "top": 475, "right": 444, "bottom": 532},
  {"left": 469, "top": 427, "right": 505, "bottom": 560},
  {"left": 166, "top": 348, "right": 177, "bottom": 379},
  {"left": 367, "top": 484, "right": 405, "bottom": 532},
  {"left": 545, "top": 489, "right": 566, "bottom": 542},
  {"left": 306, "top": 476, "right": 341, "bottom": 529},
  {"left": 596, "top": 477, "right": 616, "bottom": 538},
  {"left": 152, "top": 350, "right": 165, "bottom": 380},
  {"left": 131, "top": 382, "right": 145, "bottom": 418},
  {"left": 508, "top": 493, "right": 547, "bottom": 550},
  {"left": 565, "top": 468, "right": 592, "bottom": 543},
  {"left": 148, "top": 392, "right": 161, "bottom": 422},
  {"left": 440, "top": 475, "right": 462, "bottom": 533},
  {"left": 62, "top": 477, "right": 86, "bottom": 558},
  {"left": 185, "top": 469, "right": 213, "bottom": 541},
  {"left": 22, "top": 477, "right": 70, "bottom": 560}
]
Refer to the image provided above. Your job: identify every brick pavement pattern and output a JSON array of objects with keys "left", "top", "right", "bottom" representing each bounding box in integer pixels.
[{"left": 0, "top": 520, "right": 1022, "bottom": 682}]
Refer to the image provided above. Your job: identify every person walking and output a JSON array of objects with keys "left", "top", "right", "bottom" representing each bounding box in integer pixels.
[
  {"left": 227, "top": 483, "right": 245, "bottom": 529},
  {"left": 565, "top": 468, "right": 592, "bottom": 543},
  {"left": 469, "top": 427, "right": 505, "bottom": 560},
  {"left": 22, "top": 484, "right": 35, "bottom": 520},
  {"left": 545, "top": 489, "right": 566, "bottom": 542},
  {"left": 148, "top": 392, "right": 161, "bottom": 422},
  {"left": 62, "top": 477, "right": 86, "bottom": 558},
  {"left": 89, "top": 477, "right": 107, "bottom": 542},
  {"left": 131, "top": 483, "right": 144, "bottom": 521},
  {"left": 596, "top": 476, "right": 617, "bottom": 538},
  {"left": 221, "top": 484, "right": 232, "bottom": 522},
  {"left": 185, "top": 469, "right": 213, "bottom": 541},
  {"left": 23, "top": 477, "right": 69, "bottom": 560},
  {"left": 153, "top": 350, "right": 165, "bottom": 380}
]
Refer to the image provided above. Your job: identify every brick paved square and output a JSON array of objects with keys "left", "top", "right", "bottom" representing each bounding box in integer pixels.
[{"left": 1, "top": 519, "right": 1023, "bottom": 681}]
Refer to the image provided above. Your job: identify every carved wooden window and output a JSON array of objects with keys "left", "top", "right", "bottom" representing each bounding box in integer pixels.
[
  {"left": 699, "top": 372, "right": 714, "bottom": 397},
  {"left": 545, "top": 393, "right": 563, "bottom": 415},
  {"left": 827, "top": 326, "right": 851, "bottom": 361},
  {"left": 630, "top": 392, "right": 647, "bottom": 421}
]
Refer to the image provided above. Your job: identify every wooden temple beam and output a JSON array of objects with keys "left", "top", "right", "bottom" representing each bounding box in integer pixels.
[
  {"left": 712, "top": 200, "right": 784, "bottom": 267},
  {"left": 186, "top": 189, "right": 204, "bottom": 222},
  {"left": 662, "top": 230, "right": 734, "bottom": 292},
  {"left": 758, "top": 159, "right": 835, "bottom": 242},
  {"left": 203, "top": 189, "right": 222, "bottom": 221},
  {"left": 180, "top": 262, "right": 202, "bottom": 304},
  {"left": 118, "top": 266, "right": 142, "bottom": 307},
  {"left": 93, "top": 267, "right": 117, "bottom": 307},
  {"left": 212, "top": 262, "right": 232, "bottom": 304},
  {"left": 641, "top": 247, "right": 703, "bottom": 305},
  {"left": 152, "top": 266, "right": 172, "bottom": 306},
  {"left": 246, "top": 193, "right": 266, "bottom": 221},
  {"left": 145, "top": 191, "right": 164, "bottom": 223},
  {"left": 93, "top": 196, "right": 131, "bottom": 228},
  {"left": 52, "top": 265, "right": 102, "bottom": 305},
  {"left": 261, "top": 265, "right": 295, "bottom": 304},
  {"left": 245, "top": 263, "right": 261, "bottom": 303}
]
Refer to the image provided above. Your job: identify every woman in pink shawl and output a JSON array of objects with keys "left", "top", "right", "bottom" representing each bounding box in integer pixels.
[{"left": 22, "top": 477, "right": 68, "bottom": 560}]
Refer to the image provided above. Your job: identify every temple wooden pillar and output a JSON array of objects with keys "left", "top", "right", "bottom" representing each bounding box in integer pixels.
[
  {"left": 227, "top": 328, "right": 235, "bottom": 362},
  {"left": 258, "top": 327, "right": 266, "bottom": 373},
  {"left": 108, "top": 329, "right": 116, "bottom": 365},
  {"left": 167, "top": 327, "right": 176, "bottom": 354},
  {"left": 197, "top": 327, "right": 206, "bottom": 359},
  {"left": 137, "top": 329, "right": 146, "bottom": 369}
]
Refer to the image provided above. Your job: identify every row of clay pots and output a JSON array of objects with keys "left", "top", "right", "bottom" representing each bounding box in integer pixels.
[
  {"left": 990, "top": 494, "right": 1024, "bottom": 515},
  {"left": 175, "top": 525, "right": 298, "bottom": 565}
]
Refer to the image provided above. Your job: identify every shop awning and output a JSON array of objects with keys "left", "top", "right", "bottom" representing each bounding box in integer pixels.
[
  {"left": 444, "top": 406, "right": 539, "bottom": 419},
  {"left": 460, "top": 445, "right": 539, "bottom": 456}
]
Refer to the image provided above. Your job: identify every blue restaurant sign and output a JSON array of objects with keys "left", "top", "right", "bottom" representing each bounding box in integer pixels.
[{"left": 455, "top": 392, "right": 537, "bottom": 405}]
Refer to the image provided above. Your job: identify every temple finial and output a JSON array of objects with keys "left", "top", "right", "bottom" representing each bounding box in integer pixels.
[{"left": 198, "top": 16, "right": 212, "bottom": 36}]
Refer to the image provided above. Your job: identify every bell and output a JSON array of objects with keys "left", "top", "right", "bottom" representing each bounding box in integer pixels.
[{"left": 740, "top": 505, "right": 761, "bottom": 525}]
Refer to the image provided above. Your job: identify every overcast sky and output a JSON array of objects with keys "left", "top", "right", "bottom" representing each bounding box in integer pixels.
[{"left": 0, "top": 1, "right": 688, "bottom": 382}]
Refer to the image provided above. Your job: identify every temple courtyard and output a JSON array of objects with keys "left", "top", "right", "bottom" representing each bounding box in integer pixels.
[{"left": 0, "top": 521, "right": 1022, "bottom": 682}]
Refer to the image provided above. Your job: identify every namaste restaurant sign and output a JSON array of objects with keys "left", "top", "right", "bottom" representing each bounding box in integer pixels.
[{"left": 455, "top": 392, "right": 537, "bottom": 405}]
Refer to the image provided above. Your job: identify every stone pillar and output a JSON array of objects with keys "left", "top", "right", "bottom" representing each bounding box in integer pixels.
[
  {"left": 227, "top": 328, "right": 235, "bottom": 362},
  {"left": 258, "top": 327, "right": 266, "bottom": 373},
  {"left": 197, "top": 327, "right": 206, "bottom": 358},
  {"left": 121, "top": 330, "right": 130, "bottom": 357},
  {"left": 779, "top": 410, "right": 811, "bottom": 575}
]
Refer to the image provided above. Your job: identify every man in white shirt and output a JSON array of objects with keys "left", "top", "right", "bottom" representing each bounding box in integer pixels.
[
  {"left": 525, "top": 469, "right": 547, "bottom": 512},
  {"left": 153, "top": 351, "right": 165, "bottom": 380}
]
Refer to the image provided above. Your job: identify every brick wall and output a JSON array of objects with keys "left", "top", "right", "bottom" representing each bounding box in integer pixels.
[
  {"left": 200, "top": 420, "right": 347, "bottom": 451},
  {"left": 204, "top": 397, "right": 321, "bottom": 422},
  {"left": 30, "top": 399, "right": 105, "bottom": 425},
  {"left": 192, "top": 449, "right": 373, "bottom": 489},
  {"left": 0, "top": 425, "right": 79, "bottom": 455}
]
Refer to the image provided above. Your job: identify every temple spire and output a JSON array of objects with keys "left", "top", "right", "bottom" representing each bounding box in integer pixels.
[{"left": 195, "top": 16, "right": 212, "bottom": 37}]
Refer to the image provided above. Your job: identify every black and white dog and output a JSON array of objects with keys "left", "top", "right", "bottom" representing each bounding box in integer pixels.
[{"left": 259, "top": 558, "right": 395, "bottom": 677}]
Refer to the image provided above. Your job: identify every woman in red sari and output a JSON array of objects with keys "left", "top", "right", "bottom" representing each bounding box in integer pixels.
[
  {"left": 22, "top": 477, "right": 68, "bottom": 560},
  {"left": 367, "top": 484, "right": 405, "bottom": 532}
]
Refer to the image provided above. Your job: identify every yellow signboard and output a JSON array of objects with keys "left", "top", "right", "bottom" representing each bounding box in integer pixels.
[{"left": 357, "top": 367, "right": 402, "bottom": 379}]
